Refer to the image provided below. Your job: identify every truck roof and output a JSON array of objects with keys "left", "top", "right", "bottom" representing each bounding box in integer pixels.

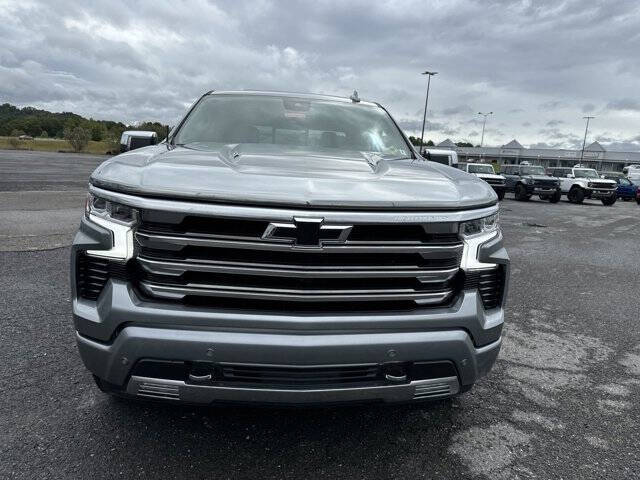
[{"left": 206, "top": 90, "right": 378, "bottom": 107}]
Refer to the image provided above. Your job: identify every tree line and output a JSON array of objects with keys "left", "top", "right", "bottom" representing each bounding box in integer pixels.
[
  {"left": 0, "top": 103, "right": 167, "bottom": 152},
  {"left": 407, "top": 136, "right": 475, "bottom": 148}
]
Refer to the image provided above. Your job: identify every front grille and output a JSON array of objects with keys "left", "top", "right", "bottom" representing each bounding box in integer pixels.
[
  {"left": 133, "top": 212, "right": 463, "bottom": 311},
  {"left": 463, "top": 267, "right": 505, "bottom": 310},
  {"left": 533, "top": 179, "right": 557, "bottom": 188},
  {"left": 220, "top": 364, "right": 381, "bottom": 387},
  {"left": 589, "top": 182, "right": 614, "bottom": 189},
  {"left": 485, "top": 179, "right": 505, "bottom": 185}
]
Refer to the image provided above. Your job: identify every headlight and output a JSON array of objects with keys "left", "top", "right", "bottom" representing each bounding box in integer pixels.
[
  {"left": 85, "top": 193, "right": 137, "bottom": 260},
  {"left": 459, "top": 213, "right": 500, "bottom": 270},
  {"left": 85, "top": 193, "right": 137, "bottom": 225},
  {"left": 459, "top": 212, "right": 499, "bottom": 238}
]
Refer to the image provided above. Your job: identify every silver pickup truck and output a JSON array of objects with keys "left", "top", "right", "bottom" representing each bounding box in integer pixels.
[{"left": 71, "top": 91, "right": 509, "bottom": 406}]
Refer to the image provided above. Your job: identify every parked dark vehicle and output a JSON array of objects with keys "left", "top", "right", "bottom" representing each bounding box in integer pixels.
[
  {"left": 502, "top": 163, "right": 561, "bottom": 202},
  {"left": 602, "top": 173, "right": 638, "bottom": 201},
  {"left": 72, "top": 91, "right": 509, "bottom": 406}
]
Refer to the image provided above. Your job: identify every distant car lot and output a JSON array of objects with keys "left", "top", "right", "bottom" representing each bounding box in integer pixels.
[{"left": 1, "top": 150, "right": 639, "bottom": 479}]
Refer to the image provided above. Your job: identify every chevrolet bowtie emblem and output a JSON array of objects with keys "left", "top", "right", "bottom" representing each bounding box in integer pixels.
[{"left": 262, "top": 218, "right": 352, "bottom": 247}]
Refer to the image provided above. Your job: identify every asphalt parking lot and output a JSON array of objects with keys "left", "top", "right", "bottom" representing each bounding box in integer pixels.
[{"left": 1, "top": 150, "right": 639, "bottom": 479}]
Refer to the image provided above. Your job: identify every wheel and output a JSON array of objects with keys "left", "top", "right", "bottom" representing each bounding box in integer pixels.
[
  {"left": 568, "top": 187, "right": 584, "bottom": 204},
  {"left": 539, "top": 194, "right": 548, "bottom": 200},
  {"left": 622, "top": 197, "right": 631, "bottom": 202},
  {"left": 601, "top": 196, "right": 617, "bottom": 206},
  {"left": 549, "top": 191, "right": 561, "bottom": 203},
  {"left": 514, "top": 184, "right": 530, "bottom": 201},
  {"left": 497, "top": 190, "right": 505, "bottom": 200}
]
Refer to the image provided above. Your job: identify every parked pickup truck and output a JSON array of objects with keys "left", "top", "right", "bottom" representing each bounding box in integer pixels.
[
  {"left": 502, "top": 163, "right": 561, "bottom": 202},
  {"left": 547, "top": 166, "right": 617, "bottom": 205},
  {"left": 72, "top": 90, "right": 509, "bottom": 406},
  {"left": 458, "top": 162, "right": 506, "bottom": 200}
]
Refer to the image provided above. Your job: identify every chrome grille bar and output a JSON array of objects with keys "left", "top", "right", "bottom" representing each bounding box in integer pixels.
[
  {"left": 139, "top": 282, "right": 454, "bottom": 304},
  {"left": 136, "top": 231, "right": 462, "bottom": 254},
  {"left": 137, "top": 256, "right": 460, "bottom": 280}
]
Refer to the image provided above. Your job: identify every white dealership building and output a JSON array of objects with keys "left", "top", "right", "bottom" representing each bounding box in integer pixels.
[{"left": 439, "top": 139, "right": 640, "bottom": 172}]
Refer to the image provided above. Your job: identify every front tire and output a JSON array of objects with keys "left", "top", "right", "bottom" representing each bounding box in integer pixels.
[
  {"left": 549, "top": 191, "right": 561, "bottom": 203},
  {"left": 514, "top": 184, "right": 530, "bottom": 201},
  {"left": 497, "top": 190, "right": 505, "bottom": 200},
  {"left": 568, "top": 187, "right": 584, "bottom": 204},
  {"left": 602, "top": 195, "right": 617, "bottom": 206}
]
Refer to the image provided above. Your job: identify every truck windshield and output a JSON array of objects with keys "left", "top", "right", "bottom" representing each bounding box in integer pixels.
[
  {"left": 173, "top": 94, "right": 411, "bottom": 159},
  {"left": 468, "top": 164, "right": 495, "bottom": 174},
  {"left": 574, "top": 169, "right": 599, "bottom": 179},
  {"left": 520, "top": 166, "right": 545, "bottom": 175}
]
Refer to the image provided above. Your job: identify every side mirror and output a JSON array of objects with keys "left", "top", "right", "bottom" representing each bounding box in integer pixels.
[
  {"left": 600, "top": 175, "right": 606, "bottom": 179},
  {"left": 567, "top": 173, "right": 575, "bottom": 178}
]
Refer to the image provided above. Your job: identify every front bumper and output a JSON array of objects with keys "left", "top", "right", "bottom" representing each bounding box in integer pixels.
[
  {"left": 585, "top": 188, "right": 616, "bottom": 199},
  {"left": 525, "top": 185, "right": 560, "bottom": 195},
  {"left": 71, "top": 202, "right": 509, "bottom": 406},
  {"left": 78, "top": 326, "right": 501, "bottom": 405}
]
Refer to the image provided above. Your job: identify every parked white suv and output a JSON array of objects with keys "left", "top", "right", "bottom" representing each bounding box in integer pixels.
[
  {"left": 458, "top": 162, "right": 506, "bottom": 200},
  {"left": 422, "top": 148, "right": 458, "bottom": 167},
  {"left": 547, "top": 165, "right": 617, "bottom": 206},
  {"left": 624, "top": 165, "right": 640, "bottom": 183}
]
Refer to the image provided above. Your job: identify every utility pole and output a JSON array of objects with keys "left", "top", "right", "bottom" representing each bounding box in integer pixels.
[
  {"left": 579, "top": 116, "right": 595, "bottom": 166},
  {"left": 419, "top": 71, "right": 437, "bottom": 155},
  {"left": 478, "top": 111, "right": 493, "bottom": 147}
]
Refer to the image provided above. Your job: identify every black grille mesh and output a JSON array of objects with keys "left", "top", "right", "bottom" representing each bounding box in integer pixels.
[
  {"left": 463, "top": 267, "right": 505, "bottom": 310},
  {"left": 76, "top": 253, "right": 129, "bottom": 301}
]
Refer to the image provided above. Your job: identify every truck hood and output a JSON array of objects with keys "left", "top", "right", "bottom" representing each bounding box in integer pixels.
[
  {"left": 90, "top": 144, "right": 497, "bottom": 210},
  {"left": 474, "top": 173, "right": 505, "bottom": 181},
  {"left": 526, "top": 174, "right": 557, "bottom": 182}
]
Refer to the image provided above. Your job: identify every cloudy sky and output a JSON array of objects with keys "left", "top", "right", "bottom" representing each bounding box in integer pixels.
[{"left": 1, "top": 0, "right": 640, "bottom": 150}]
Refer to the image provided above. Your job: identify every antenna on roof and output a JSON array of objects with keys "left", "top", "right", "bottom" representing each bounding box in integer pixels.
[{"left": 350, "top": 90, "right": 360, "bottom": 103}]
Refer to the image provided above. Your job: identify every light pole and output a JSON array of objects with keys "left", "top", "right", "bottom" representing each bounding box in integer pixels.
[
  {"left": 419, "top": 71, "right": 437, "bottom": 155},
  {"left": 478, "top": 111, "right": 493, "bottom": 147},
  {"left": 579, "top": 116, "right": 595, "bottom": 166}
]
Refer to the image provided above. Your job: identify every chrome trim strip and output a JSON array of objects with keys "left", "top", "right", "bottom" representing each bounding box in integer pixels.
[
  {"left": 90, "top": 185, "right": 499, "bottom": 224},
  {"left": 138, "top": 281, "right": 453, "bottom": 303},
  {"left": 135, "top": 231, "right": 464, "bottom": 254},
  {"left": 137, "top": 256, "right": 460, "bottom": 280},
  {"left": 126, "top": 375, "right": 460, "bottom": 404}
]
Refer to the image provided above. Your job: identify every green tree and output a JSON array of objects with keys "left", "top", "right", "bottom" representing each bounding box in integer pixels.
[
  {"left": 408, "top": 136, "right": 434, "bottom": 147},
  {"left": 40, "top": 130, "right": 48, "bottom": 138},
  {"left": 90, "top": 124, "right": 106, "bottom": 141},
  {"left": 455, "top": 142, "right": 473, "bottom": 147},
  {"left": 65, "top": 126, "right": 90, "bottom": 152},
  {"left": 10, "top": 128, "right": 25, "bottom": 137}
]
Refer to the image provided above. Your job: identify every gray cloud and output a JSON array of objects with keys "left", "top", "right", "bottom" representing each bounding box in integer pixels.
[
  {"left": 606, "top": 98, "right": 640, "bottom": 111},
  {"left": 538, "top": 100, "right": 568, "bottom": 111},
  {"left": 546, "top": 120, "right": 565, "bottom": 127},
  {"left": 440, "top": 105, "right": 474, "bottom": 116},
  {"left": 0, "top": 0, "right": 639, "bottom": 149}
]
